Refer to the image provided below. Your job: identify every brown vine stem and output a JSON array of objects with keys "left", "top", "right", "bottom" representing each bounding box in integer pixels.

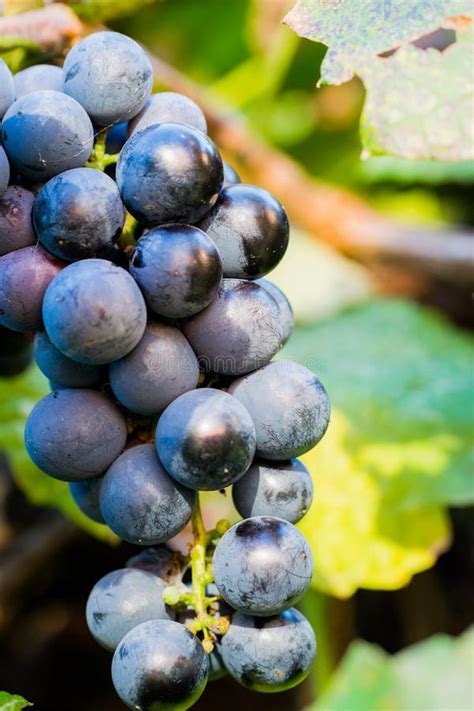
[{"left": 1, "top": 4, "right": 472, "bottom": 285}]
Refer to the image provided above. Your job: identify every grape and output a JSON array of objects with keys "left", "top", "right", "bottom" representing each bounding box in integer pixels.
[
  {"left": 128, "top": 91, "right": 207, "bottom": 136},
  {"left": 229, "top": 359, "right": 330, "bottom": 459},
  {"left": 0, "top": 246, "right": 63, "bottom": 332},
  {"left": 63, "top": 31, "right": 153, "bottom": 126},
  {"left": 13, "top": 64, "right": 63, "bottom": 98},
  {"left": 25, "top": 389, "right": 127, "bottom": 481},
  {"left": 156, "top": 388, "right": 256, "bottom": 491},
  {"left": 69, "top": 476, "right": 104, "bottom": 523},
  {"left": 33, "top": 168, "right": 125, "bottom": 261},
  {"left": 2, "top": 91, "right": 94, "bottom": 180},
  {"left": 109, "top": 322, "right": 199, "bottom": 416},
  {"left": 112, "top": 619, "right": 209, "bottom": 711},
  {"left": 34, "top": 331, "right": 105, "bottom": 388},
  {"left": 257, "top": 278, "right": 294, "bottom": 346},
  {"left": 0, "top": 326, "right": 33, "bottom": 377},
  {"left": 0, "top": 148, "right": 10, "bottom": 197},
  {"left": 0, "top": 59, "right": 14, "bottom": 118},
  {"left": 100, "top": 444, "right": 196, "bottom": 545},
  {"left": 198, "top": 184, "right": 289, "bottom": 279},
  {"left": 106, "top": 121, "right": 128, "bottom": 154},
  {"left": 182, "top": 279, "right": 282, "bottom": 375},
  {"left": 232, "top": 458, "right": 313, "bottom": 523},
  {"left": 213, "top": 516, "right": 312, "bottom": 615},
  {"left": 223, "top": 161, "right": 241, "bottom": 187},
  {"left": 42, "top": 259, "right": 147, "bottom": 365},
  {"left": 127, "top": 546, "right": 186, "bottom": 586},
  {"left": 86, "top": 568, "right": 173, "bottom": 652},
  {"left": 0, "top": 186, "right": 36, "bottom": 256},
  {"left": 116, "top": 122, "right": 223, "bottom": 224},
  {"left": 221, "top": 608, "right": 316, "bottom": 692},
  {"left": 129, "top": 224, "right": 222, "bottom": 318}
]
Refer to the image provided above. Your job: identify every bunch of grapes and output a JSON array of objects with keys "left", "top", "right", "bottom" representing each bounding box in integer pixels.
[{"left": 0, "top": 31, "right": 330, "bottom": 710}]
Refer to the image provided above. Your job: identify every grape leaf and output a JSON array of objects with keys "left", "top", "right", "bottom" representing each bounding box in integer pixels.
[
  {"left": 359, "top": 27, "right": 474, "bottom": 160},
  {"left": 310, "top": 626, "right": 474, "bottom": 710},
  {"left": 283, "top": 0, "right": 474, "bottom": 85},
  {"left": 0, "top": 367, "right": 117, "bottom": 543},
  {"left": 282, "top": 299, "right": 474, "bottom": 596},
  {"left": 0, "top": 691, "right": 32, "bottom": 711}
]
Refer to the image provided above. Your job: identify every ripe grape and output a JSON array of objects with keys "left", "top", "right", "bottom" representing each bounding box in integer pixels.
[
  {"left": 232, "top": 458, "right": 313, "bottom": 523},
  {"left": 100, "top": 444, "right": 196, "bottom": 545},
  {"left": 63, "top": 31, "right": 153, "bottom": 126},
  {"left": 129, "top": 224, "right": 222, "bottom": 318},
  {"left": 34, "top": 331, "right": 105, "bottom": 388},
  {"left": 229, "top": 359, "right": 330, "bottom": 459},
  {"left": 109, "top": 322, "right": 199, "bottom": 416},
  {"left": 86, "top": 568, "right": 173, "bottom": 651},
  {"left": 25, "top": 389, "right": 127, "bottom": 481},
  {"left": 223, "top": 161, "right": 241, "bottom": 187},
  {"left": 13, "top": 64, "right": 63, "bottom": 98},
  {"left": 257, "top": 278, "right": 294, "bottom": 346},
  {"left": 0, "top": 246, "right": 63, "bottom": 332},
  {"left": 198, "top": 184, "right": 289, "bottom": 279},
  {"left": 128, "top": 91, "right": 207, "bottom": 136},
  {"left": 0, "top": 59, "right": 14, "bottom": 118},
  {"left": 221, "top": 608, "right": 316, "bottom": 692},
  {"left": 42, "top": 259, "right": 147, "bottom": 364},
  {"left": 0, "top": 186, "right": 36, "bottom": 256},
  {"left": 0, "top": 148, "right": 10, "bottom": 197},
  {"left": 182, "top": 279, "right": 282, "bottom": 375},
  {"left": 69, "top": 476, "right": 104, "bottom": 523},
  {"left": 156, "top": 388, "right": 256, "bottom": 491},
  {"left": 33, "top": 168, "right": 125, "bottom": 261},
  {"left": 105, "top": 122, "right": 128, "bottom": 154},
  {"left": 126, "top": 546, "right": 186, "bottom": 585},
  {"left": 116, "top": 122, "right": 223, "bottom": 224},
  {"left": 112, "top": 619, "right": 209, "bottom": 711},
  {"left": 2, "top": 91, "right": 94, "bottom": 180},
  {"left": 213, "top": 516, "right": 313, "bottom": 615}
]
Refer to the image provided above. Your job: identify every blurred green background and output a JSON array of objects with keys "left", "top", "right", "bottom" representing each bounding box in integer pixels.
[{"left": 0, "top": 1, "right": 473, "bottom": 710}]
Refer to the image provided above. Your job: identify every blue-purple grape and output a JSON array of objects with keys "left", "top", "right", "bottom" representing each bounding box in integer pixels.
[
  {"left": 0, "top": 186, "right": 36, "bottom": 256},
  {"left": 128, "top": 92, "right": 207, "bottom": 136},
  {"left": 69, "top": 476, "right": 104, "bottom": 523},
  {"left": 25, "top": 388, "right": 127, "bottom": 481},
  {"left": 257, "top": 278, "right": 294, "bottom": 346},
  {"left": 156, "top": 388, "right": 256, "bottom": 491},
  {"left": 229, "top": 359, "right": 330, "bottom": 459},
  {"left": 0, "top": 59, "right": 14, "bottom": 118},
  {"left": 34, "top": 331, "right": 105, "bottom": 388},
  {"left": 13, "top": 64, "right": 63, "bottom": 98},
  {"left": 0, "top": 148, "right": 10, "bottom": 197}
]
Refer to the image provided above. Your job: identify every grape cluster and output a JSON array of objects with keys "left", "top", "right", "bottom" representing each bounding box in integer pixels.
[{"left": 0, "top": 31, "right": 330, "bottom": 710}]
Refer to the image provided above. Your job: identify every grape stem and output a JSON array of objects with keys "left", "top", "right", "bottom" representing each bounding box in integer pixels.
[
  {"left": 190, "top": 493, "right": 214, "bottom": 652},
  {"left": 86, "top": 131, "right": 119, "bottom": 171}
]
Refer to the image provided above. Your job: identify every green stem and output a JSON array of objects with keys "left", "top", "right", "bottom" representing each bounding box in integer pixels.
[
  {"left": 190, "top": 494, "right": 213, "bottom": 650},
  {"left": 118, "top": 212, "right": 139, "bottom": 250},
  {"left": 86, "top": 131, "right": 120, "bottom": 171}
]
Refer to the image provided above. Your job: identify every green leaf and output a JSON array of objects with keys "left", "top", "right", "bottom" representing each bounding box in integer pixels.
[
  {"left": 283, "top": 0, "right": 473, "bottom": 85},
  {"left": 0, "top": 36, "right": 44, "bottom": 73},
  {"left": 360, "top": 156, "right": 474, "bottom": 185},
  {"left": 0, "top": 367, "right": 116, "bottom": 543},
  {"left": 282, "top": 299, "right": 474, "bottom": 596},
  {"left": 67, "top": 0, "right": 154, "bottom": 22},
  {"left": 310, "top": 626, "right": 474, "bottom": 710},
  {"left": 0, "top": 691, "right": 32, "bottom": 711},
  {"left": 359, "top": 28, "right": 474, "bottom": 160}
]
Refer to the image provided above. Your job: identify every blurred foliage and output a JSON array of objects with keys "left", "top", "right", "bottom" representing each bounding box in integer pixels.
[
  {"left": 0, "top": 368, "right": 117, "bottom": 543},
  {"left": 0, "top": 35, "right": 44, "bottom": 72},
  {"left": 359, "top": 27, "right": 474, "bottom": 160},
  {"left": 281, "top": 300, "right": 474, "bottom": 596},
  {"left": 309, "top": 626, "right": 474, "bottom": 710},
  {"left": 3, "top": 0, "right": 153, "bottom": 21},
  {"left": 0, "top": 692, "right": 32, "bottom": 710},
  {"left": 284, "top": 0, "right": 473, "bottom": 85}
]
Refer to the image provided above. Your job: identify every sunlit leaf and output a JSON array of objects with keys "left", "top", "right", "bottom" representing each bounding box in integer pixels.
[
  {"left": 359, "top": 27, "right": 474, "bottom": 160},
  {"left": 284, "top": 0, "right": 473, "bottom": 85},
  {"left": 309, "top": 626, "right": 474, "bottom": 710},
  {"left": 282, "top": 299, "right": 474, "bottom": 596}
]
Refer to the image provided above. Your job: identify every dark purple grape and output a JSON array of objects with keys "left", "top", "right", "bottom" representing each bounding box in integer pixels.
[
  {"left": 0, "top": 186, "right": 36, "bottom": 256},
  {"left": 128, "top": 92, "right": 207, "bottom": 136}
]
